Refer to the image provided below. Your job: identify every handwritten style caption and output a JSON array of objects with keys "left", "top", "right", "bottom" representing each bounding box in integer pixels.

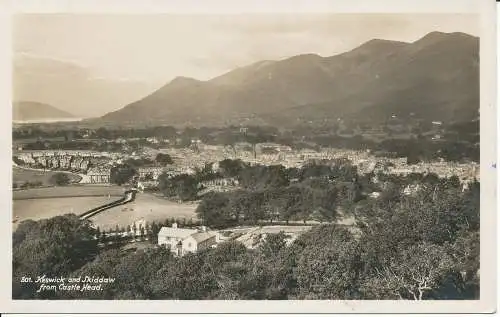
[{"left": 20, "top": 275, "right": 115, "bottom": 293}]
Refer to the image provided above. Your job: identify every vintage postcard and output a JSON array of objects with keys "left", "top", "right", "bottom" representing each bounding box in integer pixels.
[{"left": 0, "top": 0, "right": 497, "bottom": 314}]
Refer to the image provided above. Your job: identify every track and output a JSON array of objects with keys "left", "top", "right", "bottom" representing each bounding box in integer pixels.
[{"left": 79, "top": 189, "right": 137, "bottom": 220}]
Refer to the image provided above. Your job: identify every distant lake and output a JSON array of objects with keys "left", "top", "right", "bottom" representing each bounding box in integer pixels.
[{"left": 13, "top": 118, "right": 83, "bottom": 124}]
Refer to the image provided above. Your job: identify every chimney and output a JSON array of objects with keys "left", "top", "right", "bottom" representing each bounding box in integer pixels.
[{"left": 172, "top": 223, "right": 178, "bottom": 229}]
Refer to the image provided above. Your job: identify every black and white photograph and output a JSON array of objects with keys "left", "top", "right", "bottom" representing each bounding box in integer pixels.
[{"left": 0, "top": 0, "right": 497, "bottom": 314}]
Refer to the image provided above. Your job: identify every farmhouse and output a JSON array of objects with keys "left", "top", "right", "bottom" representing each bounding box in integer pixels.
[{"left": 157, "top": 223, "right": 217, "bottom": 256}]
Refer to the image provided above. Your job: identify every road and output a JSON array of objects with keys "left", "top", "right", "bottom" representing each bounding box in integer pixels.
[{"left": 79, "top": 189, "right": 137, "bottom": 220}]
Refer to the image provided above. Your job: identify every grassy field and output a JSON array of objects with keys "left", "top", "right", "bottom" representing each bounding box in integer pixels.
[
  {"left": 89, "top": 193, "right": 199, "bottom": 230},
  {"left": 12, "top": 196, "right": 118, "bottom": 230},
  {"left": 13, "top": 185, "right": 125, "bottom": 200},
  {"left": 13, "top": 166, "right": 82, "bottom": 187}
]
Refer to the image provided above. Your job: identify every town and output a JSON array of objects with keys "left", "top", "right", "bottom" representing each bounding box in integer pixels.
[
  {"left": 13, "top": 139, "right": 479, "bottom": 188},
  {"left": 12, "top": 126, "right": 480, "bottom": 260}
]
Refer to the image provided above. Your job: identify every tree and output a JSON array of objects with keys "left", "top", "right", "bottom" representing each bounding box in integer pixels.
[
  {"left": 448, "top": 230, "right": 479, "bottom": 287},
  {"left": 139, "top": 225, "right": 145, "bottom": 239},
  {"left": 360, "top": 243, "right": 456, "bottom": 300},
  {"left": 159, "top": 174, "right": 199, "bottom": 201},
  {"left": 238, "top": 165, "right": 289, "bottom": 190},
  {"left": 295, "top": 226, "right": 362, "bottom": 299},
  {"left": 259, "top": 232, "right": 288, "bottom": 258},
  {"left": 49, "top": 172, "right": 71, "bottom": 186},
  {"left": 195, "top": 192, "right": 236, "bottom": 228},
  {"left": 149, "top": 222, "right": 159, "bottom": 243},
  {"left": 110, "top": 164, "right": 137, "bottom": 186},
  {"left": 101, "top": 230, "right": 107, "bottom": 243},
  {"left": 155, "top": 153, "right": 173, "bottom": 165},
  {"left": 219, "top": 159, "right": 247, "bottom": 178},
  {"left": 12, "top": 215, "right": 98, "bottom": 299},
  {"left": 132, "top": 223, "right": 137, "bottom": 238}
]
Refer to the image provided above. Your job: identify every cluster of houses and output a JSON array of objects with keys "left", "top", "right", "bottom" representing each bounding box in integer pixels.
[
  {"left": 197, "top": 177, "right": 240, "bottom": 196},
  {"left": 137, "top": 166, "right": 168, "bottom": 181},
  {"left": 157, "top": 144, "right": 479, "bottom": 190},
  {"left": 86, "top": 166, "right": 112, "bottom": 184},
  {"left": 14, "top": 142, "right": 479, "bottom": 189},
  {"left": 13, "top": 151, "right": 107, "bottom": 174},
  {"left": 156, "top": 223, "right": 312, "bottom": 257}
]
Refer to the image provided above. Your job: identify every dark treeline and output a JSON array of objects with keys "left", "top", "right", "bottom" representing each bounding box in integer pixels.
[
  {"left": 107, "top": 153, "right": 174, "bottom": 185},
  {"left": 154, "top": 158, "right": 472, "bottom": 229},
  {"left": 20, "top": 140, "right": 139, "bottom": 153},
  {"left": 13, "top": 177, "right": 479, "bottom": 300},
  {"left": 195, "top": 159, "right": 360, "bottom": 228}
]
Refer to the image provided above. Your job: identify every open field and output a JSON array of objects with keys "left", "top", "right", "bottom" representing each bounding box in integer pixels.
[
  {"left": 13, "top": 166, "right": 82, "bottom": 186},
  {"left": 12, "top": 196, "right": 117, "bottom": 230},
  {"left": 13, "top": 185, "right": 124, "bottom": 200},
  {"left": 89, "top": 193, "right": 199, "bottom": 230}
]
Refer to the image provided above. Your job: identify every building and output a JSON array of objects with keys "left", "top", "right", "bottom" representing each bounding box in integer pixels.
[
  {"left": 87, "top": 167, "right": 111, "bottom": 184},
  {"left": 137, "top": 167, "right": 165, "bottom": 181},
  {"left": 157, "top": 223, "right": 218, "bottom": 256}
]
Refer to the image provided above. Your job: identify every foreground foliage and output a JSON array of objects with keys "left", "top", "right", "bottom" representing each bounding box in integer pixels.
[{"left": 13, "top": 175, "right": 479, "bottom": 300}]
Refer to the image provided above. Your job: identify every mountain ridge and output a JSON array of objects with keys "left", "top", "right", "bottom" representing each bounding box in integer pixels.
[
  {"left": 97, "top": 31, "right": 479, "bottom": 127},
  {"left": 13, "top": 101, "right": 75, "bottom": 121},
  {"left": 13, "top": 55, "right": 160, "bottom": 118}
]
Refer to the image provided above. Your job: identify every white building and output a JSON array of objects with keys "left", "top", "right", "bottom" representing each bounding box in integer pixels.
[{"left": 157, "top": 223, "right": 218, "bottom": 256}]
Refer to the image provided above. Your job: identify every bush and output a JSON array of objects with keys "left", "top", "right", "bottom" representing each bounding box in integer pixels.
[
  {"left": 110, "top": 164, "right": 137, "bottom": 185},
  {"left": 155, "top": 153, "right": 173, "bottom": 165},
  {"left": 49, "top": 173, "right": 71, "bottom": 186}
]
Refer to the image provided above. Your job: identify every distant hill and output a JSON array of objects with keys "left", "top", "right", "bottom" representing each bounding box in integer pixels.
[
  {"left": 13, "top": 54, "right": 159, "bottom": 118},
  {"left": 98, "top": 31, "right": 479, "bottom": 127},
  {"left": 13, "top": 101, "right": 75, "bottom": 121}
]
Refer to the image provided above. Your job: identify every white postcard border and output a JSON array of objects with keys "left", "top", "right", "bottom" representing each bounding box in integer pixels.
[{"left": 0, "top": 0, "right": 496, "bottom": 314}]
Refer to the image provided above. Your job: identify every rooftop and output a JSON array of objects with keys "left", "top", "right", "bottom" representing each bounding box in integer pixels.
[
  {"left": 158, "top": 227, "right": 197, "bottom": 239},
  {"left": 191, "top": 231, "right": 216, "bottom": 243}
]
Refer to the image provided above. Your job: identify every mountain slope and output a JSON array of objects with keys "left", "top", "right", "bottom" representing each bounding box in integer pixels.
[
  {"left": 99, "top": 31, "right": 479, "bottom": 127},
  {"left": 13, "top": 101, "right": 75, "bottom": 121},
  {"left": 13, "top": 54, "right": 159, "bottom": 118}
]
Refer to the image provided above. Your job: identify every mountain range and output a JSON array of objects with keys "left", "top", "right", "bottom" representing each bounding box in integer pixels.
[
  {"left": 96, "top": 31, "right": 479, "bottom": 127},
  {"left": 13, "top": 54, "right": 160, "bottom": 118},
  {"left": 13, "top": 101, "right": 75, "bottom": 122}
]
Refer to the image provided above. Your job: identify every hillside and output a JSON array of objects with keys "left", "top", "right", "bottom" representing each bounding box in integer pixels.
[
  {"left": 13, "top": 54, "right": 159, "bottom": 118},
  {"left": 98, "top": 31, "right": 479, "bottom": 127},
  {"left": 13, "top": 101, "right": 75, "bottom": 121}
]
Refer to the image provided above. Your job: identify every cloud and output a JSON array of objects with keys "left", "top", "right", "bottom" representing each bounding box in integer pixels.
[{"left": 13, "top": 13, "right": 479, "bottom": 83}]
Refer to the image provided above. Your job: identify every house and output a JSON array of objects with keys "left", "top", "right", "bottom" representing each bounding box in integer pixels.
[
  {"left": 137, "top": 167, "right": 165, "bottom": 181},
  {"left": 369, "top": 192, "right": 381, "bottom": 199},
  {"left": 87, "top": 167, "right": 111, "bottom": 184},
  {"left": 157, "top": 223, "right": 217, "bottom": 256},
  {"left": 146, "top": 137, "right": 159, "bottom": 144}
]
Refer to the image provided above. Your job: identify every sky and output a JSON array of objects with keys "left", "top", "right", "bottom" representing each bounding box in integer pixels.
[{"left": 13, "top": 13, "right": 479, "bottom": 85}]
